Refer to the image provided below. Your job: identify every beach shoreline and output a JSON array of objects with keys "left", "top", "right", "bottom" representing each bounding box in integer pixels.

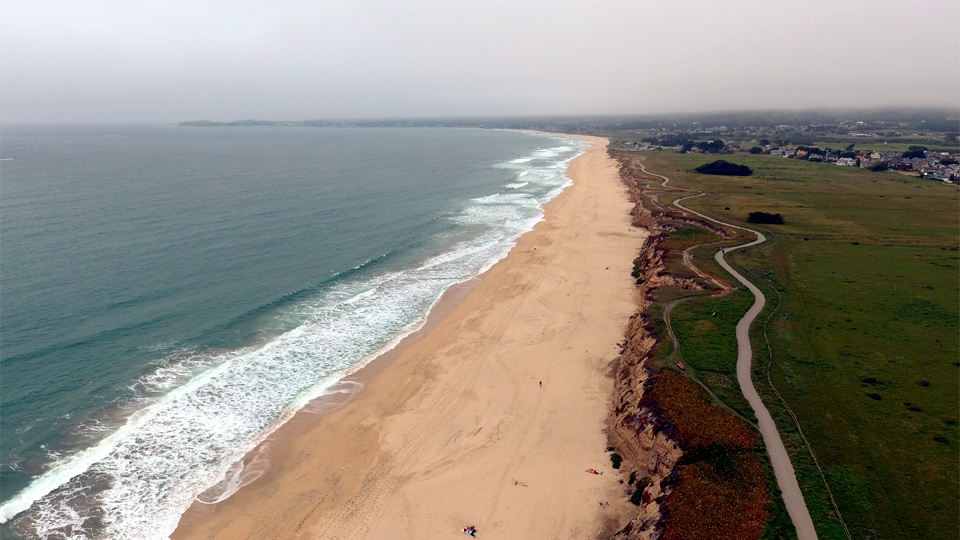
[
  {"left": 173, "top": 135, "right": 647, "bottom": 540},
  {"left": 174, "top": 276, "right": 485, "bottom": 527}
]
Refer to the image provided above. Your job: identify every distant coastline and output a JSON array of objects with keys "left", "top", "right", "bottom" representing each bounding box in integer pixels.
[
  {"left": 176, "top": 108, "right": 960, "bottom": 134},
  {"left": 178, "top": 119, "right": 337, "bottom": 127}
]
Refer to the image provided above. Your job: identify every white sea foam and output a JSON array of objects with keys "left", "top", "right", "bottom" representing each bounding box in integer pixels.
[
  {"left": 2, "top": 134, "right": 588, "bottom": 539},
  {"left": 195, "top": 442, "right": 272, "bottom": 505}
]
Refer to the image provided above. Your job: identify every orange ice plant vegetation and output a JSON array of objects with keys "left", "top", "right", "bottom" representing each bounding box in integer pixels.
[
  {"left": 641, "top": 370, "right": 757, "bottom": 457},
  {"left": 643, "top": 371, "right": 772, "bottom": 540},
  {"left": 660, "top": 453, "right": 771, "bottom": 540}
]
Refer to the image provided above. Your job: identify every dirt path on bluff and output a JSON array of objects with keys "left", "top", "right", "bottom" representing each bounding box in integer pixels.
[{"left": 638, "top": 160, "right": 819, "bottom": 540}]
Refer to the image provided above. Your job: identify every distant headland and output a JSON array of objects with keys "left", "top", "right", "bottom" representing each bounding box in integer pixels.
[
  {"left": 178, "top": 119, "right": 336, "bottom": 127},
  {"left": 178, "top": 109, "right": 959, "bottom": 137}
]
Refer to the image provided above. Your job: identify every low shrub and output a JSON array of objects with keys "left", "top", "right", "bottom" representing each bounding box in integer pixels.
[
  {"left": 632, "top": 257, "right": 643, "bottom": 278},
  {"left": 611, "top": 453, "right": 623, "bottom": 469}
]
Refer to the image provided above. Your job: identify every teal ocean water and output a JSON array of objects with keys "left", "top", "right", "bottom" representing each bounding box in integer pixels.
[{"left": 0, "top": 125, "right": 586, "bottom": 539}]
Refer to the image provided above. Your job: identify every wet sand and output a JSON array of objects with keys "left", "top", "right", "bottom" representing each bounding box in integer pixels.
[{"left": 172, "top": 135, "right": 647, "bottom": 540}]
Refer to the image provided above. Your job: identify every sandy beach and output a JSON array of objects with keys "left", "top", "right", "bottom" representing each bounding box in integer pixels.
[{"left": 172, "top": 135, "right": 646, "bottom": 540}]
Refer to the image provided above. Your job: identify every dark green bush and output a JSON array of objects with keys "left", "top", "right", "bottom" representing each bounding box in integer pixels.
[
  {"left": 746, "top": 212, "right": 784, "bottom": 224},
  {"left": 694, "top": 160, "right": 752, "bottom": 176},
  {"left": 610, "top": 452, "right": 623, "bottom": 469}
]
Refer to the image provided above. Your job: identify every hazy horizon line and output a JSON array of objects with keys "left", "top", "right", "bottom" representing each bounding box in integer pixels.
[{"left": 3, "top": 105, "right": 958, "bottom": 128}]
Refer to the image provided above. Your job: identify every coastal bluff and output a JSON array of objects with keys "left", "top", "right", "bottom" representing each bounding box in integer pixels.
[{"left": 606, "top": 152, "right": 780, "bottom": 540}]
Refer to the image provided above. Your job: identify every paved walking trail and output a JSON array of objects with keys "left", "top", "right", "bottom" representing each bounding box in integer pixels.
[{"left": 639, "top": 161, "right": 819, "bottom": 540}]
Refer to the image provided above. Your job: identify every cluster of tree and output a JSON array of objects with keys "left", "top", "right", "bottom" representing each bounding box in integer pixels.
[
  {"left": 641, "top": 133, "right": 696, "bottom": 147},
  {"left": 902, "top": 146, "right": 927, "bottom": 159},
  {"left": 746, "top": 212, "right": 784, "bottom": 224},
  {"left": 795, "top": 145, "right": 826, "bottom": 156},
  {"left": 678, "top": 139, "right": 726, "bottom": 153},
  {"left": 694, "top": 160, "right": 752, "bottom": 176},
  {"left": 697, "top": 140, "right": 725, "bottom": 153}
]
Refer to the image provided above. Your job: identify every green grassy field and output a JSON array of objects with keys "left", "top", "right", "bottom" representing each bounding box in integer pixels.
[
  {"left": 668, "top": 289, "right": 756, "bottom": 420},
  {"left": 638, "top": 222, "right": 796, "bottom": 539},
  {"left": 635, "top": 151, "right": 959, "bottom": 540}
]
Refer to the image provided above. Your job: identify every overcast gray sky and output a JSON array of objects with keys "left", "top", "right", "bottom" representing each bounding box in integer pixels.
[{"left": 3, "top": 0, "right": 958, "bottom": 123}]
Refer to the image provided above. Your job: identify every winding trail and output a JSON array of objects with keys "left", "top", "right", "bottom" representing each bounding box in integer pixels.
[
  {"left": 661, "top": 231, "right": 750, "bottom": 425},
  {"left": 637, "top": 160, "right": 819, "bottom": 540}
]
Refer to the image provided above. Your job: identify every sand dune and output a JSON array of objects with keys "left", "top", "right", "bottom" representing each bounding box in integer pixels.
[{"left": 172, "top": 135, "right": 647, "bottom": 540}]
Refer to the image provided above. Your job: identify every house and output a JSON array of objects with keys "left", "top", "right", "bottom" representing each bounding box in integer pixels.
[
  {"left": 837, "top": 157, "right": 857, "bottom": 166},
  {"left": 895, "top": 162, "right": 914, "bottom": 171}
]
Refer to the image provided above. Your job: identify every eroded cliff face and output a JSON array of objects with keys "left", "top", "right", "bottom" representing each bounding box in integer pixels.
[
  {"left": 607, "top": 154, "right": 700, "bottom": 540},
  {"left": 607, "top": 152, "right": 774, "bottom": 540},
  {"left": 609, "top": 359, "right": 683, "bottom": 539},
  {"left": 608, "top": 239, "right": 685, "bottom": 539}
]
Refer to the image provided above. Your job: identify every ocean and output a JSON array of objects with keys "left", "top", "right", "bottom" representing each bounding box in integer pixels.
[{"left": 0, "top": 125, "right": 586, "bottom": 539}]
